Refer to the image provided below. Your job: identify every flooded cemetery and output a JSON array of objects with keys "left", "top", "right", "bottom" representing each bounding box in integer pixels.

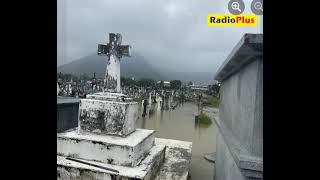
[
  {"left": 57, "top": 0, "right": 264, "bottom": 178},
  {"left": 136, "top": 101, "right": 218, "bottom": 179},
  {"left": 57, "top": 71, "right": 220, "bottom": 179},
  {"left": 57, "top": 32, "right": 263, "bottom": 180}
]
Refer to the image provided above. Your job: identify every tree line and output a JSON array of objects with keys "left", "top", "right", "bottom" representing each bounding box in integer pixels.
[{"left": 57, "top": 72, "right": 184, "bottom": 90}]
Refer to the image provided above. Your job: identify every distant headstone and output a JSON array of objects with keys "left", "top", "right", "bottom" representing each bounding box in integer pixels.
[{"left": 57, "top": 83, "right": 60, "bottom": 95}]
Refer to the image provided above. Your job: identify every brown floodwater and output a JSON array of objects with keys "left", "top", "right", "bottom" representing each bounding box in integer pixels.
[{"left": 136, "top": 101, "right": 217, "bottom": 180}]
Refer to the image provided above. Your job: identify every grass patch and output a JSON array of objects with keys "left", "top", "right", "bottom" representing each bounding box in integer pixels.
[
  {"left": 206, "top": 96, "right": 220, "bottom": 108},
  {"left": 199, "top": 112, "right": 212, "bottom": 125}
]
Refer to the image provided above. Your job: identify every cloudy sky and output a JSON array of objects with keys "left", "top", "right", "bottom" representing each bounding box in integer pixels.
[{"left": 57, "top": 0, "right": 262, "bottom": 74}]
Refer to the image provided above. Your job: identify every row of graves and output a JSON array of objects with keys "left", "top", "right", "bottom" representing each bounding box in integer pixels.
[
  {"left": 57, "top": 78, "right": 104, "bottom": 97},
  {"left": 57, "top": 33, "right": 192, "bottom": 180}
]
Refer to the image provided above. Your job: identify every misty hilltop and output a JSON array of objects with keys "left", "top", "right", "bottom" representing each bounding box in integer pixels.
[
  {"left": 57, "top": 53, "right": 214, "bottom": 84},
  {"left": 57, "top": 53, "right": 162, "bottom": 80}
]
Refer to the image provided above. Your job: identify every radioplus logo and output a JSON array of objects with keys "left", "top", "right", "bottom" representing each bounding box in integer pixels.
[{"left": 207, "top": 14, "right": 257, "bottom": 26}]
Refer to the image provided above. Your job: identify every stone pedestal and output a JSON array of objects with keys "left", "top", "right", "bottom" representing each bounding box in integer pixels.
[
  {"left": 57, "top": 144, "right": 166, "bottom": 180},
  {"left": 57, "top": 138, "right": 193, "bottom": 180},
  {"left": 214, "top": 34, "right": 263, "bottom": 180},
  {"left": 78, "top": 97, "right": 138, "bottom": 137}
]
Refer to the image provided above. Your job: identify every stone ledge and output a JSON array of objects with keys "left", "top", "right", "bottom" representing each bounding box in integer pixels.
[
  {"left": 57, "top": 97, "right": 80, "bottom": 105},
  {"left": 57, "top": 144, "right": 166, "bottom": 180},
  {"left": 155, "top": 138, "right": 192, "bottom": 180},
  {"left": 214, "top": 116, "right": 263, "bottom": 177},
  {"left": 87, "top": 92, "right": 134, "bottom": 102},
  {"left": 241, "top": 168, "right": 263, "bottom": 179},
  {"left": 57, "top": 129, "right": 155, "bottom": 167},
  {"left": 155, "top": 138, "right": 192, "bottom": 150},
  {"left": 215, "top": 33, "right": 263, "bottom": 81}
]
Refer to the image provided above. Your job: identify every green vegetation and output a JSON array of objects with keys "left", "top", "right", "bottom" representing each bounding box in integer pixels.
[
  {"left": 192, "top": 94, "right": 220, "bottom": 108},
  {"left": 206, "top": 95, "right": 220, "bottom": 108},
  {"left": 136, "top": 78, "right": 156, "bottom": 87},
  {"left": 121, "top": 77, "right": 136, "bottom": 86},
  {"left": 170, "top": 80, "right": 182, "bottom": 89},
  {"left": 199, "top": 112, "right": 212, "bottom": 125},
  {"left": 121, "top": 77, "right": 184, "bottom": 90},
  {"left": 57, "top": 72, "right": 80, "bottom": 82}
]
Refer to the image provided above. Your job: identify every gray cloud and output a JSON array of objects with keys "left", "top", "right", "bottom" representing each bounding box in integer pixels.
[{"left": 58, "top": 0, "right": 262, "bottom": 74}]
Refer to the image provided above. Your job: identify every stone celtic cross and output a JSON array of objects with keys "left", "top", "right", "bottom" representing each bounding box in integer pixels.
[{"left": 98, "top": 33, "right": 131, "bottom": 93}]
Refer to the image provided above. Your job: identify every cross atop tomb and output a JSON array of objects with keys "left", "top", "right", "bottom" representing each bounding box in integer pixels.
[{"left": 98, "top": 33, "right": 131, "bottom": 93}]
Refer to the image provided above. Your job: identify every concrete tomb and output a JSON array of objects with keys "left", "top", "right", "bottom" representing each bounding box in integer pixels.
[
  {"left": 214, "top": 33, "right": 263, "bottom": 180},
  {"left": 57, "top": 33, "right": 192, "bottom": 180}
]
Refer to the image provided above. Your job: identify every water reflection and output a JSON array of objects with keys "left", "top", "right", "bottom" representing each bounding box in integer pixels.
[{"left": 136, "top": 99, "right": 217, "bottom": 180}]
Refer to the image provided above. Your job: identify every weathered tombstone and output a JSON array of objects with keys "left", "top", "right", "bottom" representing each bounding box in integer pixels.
[
  {"left": 68, "top": 79, "right": 73, "bottom": 95},
  {"left": 76, "top": 33, "right": 137, "bottom": 136},
  {"left": 157, "top": 94, "right": 162, "bottom": 111},
  {"left": 97, "top": 33, "right": 131, "bottom": 93},
  {"left": 148, "top": 92, "right": 152, "bottom": 105},
  {"left": 214, "top": 34, "right": 263, "bottom": 180},
  {"left": 57, "top": 83, "right": 60, "bottom": 96},
  {"left": 91, "top": 72, "right": 96, "bottom": 94},
  {"left": 142, "top": 97, "right": 148, "bottom": 117}
]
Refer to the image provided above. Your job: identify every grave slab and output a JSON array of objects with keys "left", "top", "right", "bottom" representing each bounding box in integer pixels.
[
  {"left": 57, "top": 144, "right": 166, "bottom": 180},
  {"left": 154, "top": 138, "right": 192, "bottom": 180},
  {"left": 78, "top": 97, "right": 139, "bottom": 137},
  {"left": 87, "top": 92, "right": 134, "bottom": 102},
  {"left": 57, "top": 128, "right": 155, "bottom": 167}
]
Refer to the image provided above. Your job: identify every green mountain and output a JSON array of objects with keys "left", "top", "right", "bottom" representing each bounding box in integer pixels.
[
  {"left": 57, "top": 53, "right": 162, "bottom": 80},
  {"left": 57, "top": 53, "right": 214, "bottom": 84}
]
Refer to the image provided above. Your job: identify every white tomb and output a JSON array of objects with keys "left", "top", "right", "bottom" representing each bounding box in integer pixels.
[{"left": 57, "top": 33, "right": 192, "bottom": 180}]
